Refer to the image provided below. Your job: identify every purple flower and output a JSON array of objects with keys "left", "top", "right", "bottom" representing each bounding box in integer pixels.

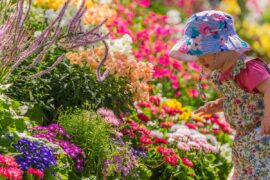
[
  {"left": 30, "top": 124, "right": 85, "bottom": 171},
  {"left": 13, "top": 138, "right": 57, "bottom": 171}
]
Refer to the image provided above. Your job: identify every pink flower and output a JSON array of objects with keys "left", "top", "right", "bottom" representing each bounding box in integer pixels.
[
  {"left": 157, "top": 147, "right": 176, "bottom": 156},
  {"left": 172, "top": 61, "right": 182, "bottom": 70},
  {"left": 175, "top": 90, "right": 181, "bottom": 97},
  {"left": 159, "top": 56, "right": 170, "bottom": 66},
  {"left": 134, "top": 0, "right": 151, "bottom": 7},
  {"left": 0, "top": 167, "right": 23, "bottom": 180},
  {"left": 171, "top": 81, "right": 179, "bottom": 89},
  {"left": 181, "top": 157, "right": 194, "bottom": 168},
  {"left": 136, "top": 30, "right": 150, "bottom": 41},
  {"left": 153, "top": 66, "right": 171, "bottom": 78},
  {"left": 177, "top": 142, "right": 190, "bottom": 151},
  {"left": 160, "top": 121, "right": 174, "bottom": 128},
  {"left": 104, "top": 117, "right": 120, "bottom": 127},
  {"left": 188, "top": 141, "right": 201, "bottom": 150},
  {"left": 137, "top": 113, "right": 150, "bottom": 122},
  {"left": 138, "top": 101, "right": 151, "bottom": 108},
  {"left": 0, "top": 154, "right": 18, "bottom": 167},
  {"left": 164, "top": 155, "right": 179, "bottom": 166},
  {"left": 138, "top": 125, "right": 153, "bottom": 137},
  {"left": 213, "top": 128, "right": 221, "bottom": 134},
  {"left": 185, "top": 123, "right": 197, "bottom": 130},
  {"left": 27, "top": 168, "right": 44, "bottom": 178},
  {"left": 189, "top": 62, "right": 200, "bottom": 72},
  {"left": 154, "top": 138, "right": 168, "bottom": 144},
  {"left": 139, "top": 135, "right": 152, "bottom": 144},
  {"left": 188, "top": 89, "right": 199, "bottom": 97},
  {"left": 149, "top": 96, "right": 161, "bottom": 106}
]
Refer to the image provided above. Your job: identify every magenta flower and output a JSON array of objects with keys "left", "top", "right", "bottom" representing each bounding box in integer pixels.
[
  {"left": 134, "top": 0, "right": 151, "bottom": 7},
  {"left": 181, "top": 157, "right": 194, "bottom": 168},
  {"left": 137, "top": 113, "right": 150, "bottom": 122}
]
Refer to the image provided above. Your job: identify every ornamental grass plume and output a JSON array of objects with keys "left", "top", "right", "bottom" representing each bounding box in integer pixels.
[{"left": 0, "top": 0, "right": 109, "bottom": 81}]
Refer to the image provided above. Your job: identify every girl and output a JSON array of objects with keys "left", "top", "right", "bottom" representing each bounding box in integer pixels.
[{"left": 169, "top": 10, "right": 270, "bottom": 179}]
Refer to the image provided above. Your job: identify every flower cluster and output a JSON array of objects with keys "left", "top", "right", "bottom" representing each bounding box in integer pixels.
[
  {"left": 13, "top": 138, "right": 57, "bottom": 171},
  {"left": 168, "top": 124, "right": 217, "bottom": 153},
  {"left": 67, "top": 34, "right": 154, "bottom": 101},
  {"left": 102, "top": 148, "right": 138, "bottom": 177},
  {"left": 157, "top": 147, "right": 179, "bottom": 166},
  {"left": 27, "top": 167, "right": 44, "bottom": 179},
  {"left": 29, "top": 124, "right": 86, "bottom": 170},
  {"left": 97, "top": 107, "right": 121, "bottom": 127},
  {"left": 0, "top": 154, "right": 23, "bottom": 180}
]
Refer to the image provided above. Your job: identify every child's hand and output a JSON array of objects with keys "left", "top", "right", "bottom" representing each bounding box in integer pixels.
[
  {"left": 194, "top": 99, "right": 222, "bottom": 115},
  {"left": 261, "top": 118, "right": 270, "bottom": 135}
]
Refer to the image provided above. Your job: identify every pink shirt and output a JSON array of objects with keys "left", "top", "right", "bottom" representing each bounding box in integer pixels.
[{"left": 219, "top": 58, "right": 270, "bottom": 93}]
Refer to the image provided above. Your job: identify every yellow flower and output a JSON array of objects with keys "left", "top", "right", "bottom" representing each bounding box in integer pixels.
[
  {"left": 163, "top": 99, "right": 182, "bottom": 110},
  {"left": 34, "top": 0, "right": 92, "bottom": 10},
  {"left": 219, "top": 0, "right": 241, "bottom": 16},
  {"left": 178, "top": 107, "right": 192, "bottom": 121}
]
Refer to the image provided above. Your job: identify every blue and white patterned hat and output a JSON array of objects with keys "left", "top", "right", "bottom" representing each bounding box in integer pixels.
[{"left": 169, "top": 10, "right": 251, "bottom": 61}]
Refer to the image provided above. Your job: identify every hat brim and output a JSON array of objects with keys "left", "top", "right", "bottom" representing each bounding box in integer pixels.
[{"left": 169, "top": 34, "right": 251, "bottom": 62}]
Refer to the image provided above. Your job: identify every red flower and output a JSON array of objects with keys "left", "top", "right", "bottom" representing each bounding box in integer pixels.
[
  {"left": 162, "top": 106, "right": 182, "bottom": 116},
  {"left": 185, "top": 123, "right": 197, "bottom": 130},
  {"left": 154, "top": 138, "right": 168, "bottom": 144},
  {"left": 213, "top": 128, "right": 221, "bottom": 134},
  {"left": 182, "top": 157, "right": 194, "bottom": 168},
  {"left": 138, "top": 101, "right": 151, "bottom": 108},
  {"left": 150, "top": 96, "right": 161, "bottom": 106},
  {"left": 134, "top": 0, "right": 151, "bottom": 8},
  {"left": 138, "top": 125, "right": 153, "bottom": 137},
  {"left": 156, "top": 147, "right": 176, "bottom": 156},
  {"left": 27, "top": 168, "right": 44, "bottom": 178},
  {"left": 160, "top": 121, "right": 174, "bottom": 128},
  {"left": 122, "top": 129, "right": 135, "bottom": 138},
  {"left": 0, "top": 154, "right": 18, "bottom": 167},
  {"left": 0, "top": 167, "right": 23, "bottom": 180},
  {"left": 137, "top": 113, "right": 150, "bottom": 122},
  {"left": 165, "top": 155, "right": 179, "bottom": 166},
  {"left": 139, "top": 135, "right": 152, "bottom": 144}
]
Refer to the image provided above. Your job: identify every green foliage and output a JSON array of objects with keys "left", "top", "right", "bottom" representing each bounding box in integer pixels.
[
  {"left": 0, "top": 93, "right": 29, "bottom": 134},
  {"left": 58, "top": 107, "right": 116, "bottom": 178},
  {"left": 6, "top": 47, "right": 134, "bottom": 123}
]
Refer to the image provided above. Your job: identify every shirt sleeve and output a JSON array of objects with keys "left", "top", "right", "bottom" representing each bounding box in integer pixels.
[{"left": 235, "top": 59, "right": 270, "bottom": 93}]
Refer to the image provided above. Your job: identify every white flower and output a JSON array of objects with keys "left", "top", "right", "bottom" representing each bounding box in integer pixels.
[
  {"left": 218, "top": 143, "right": 232, "bottom": 161},
  {"left": 205, "top": 134, "right": 218, "bottom": 146},
  {"left": 166, "top": 10, "right": 181, "bottom": 24},
  {"left": 99, "top": 0, "right": 112, "bottom": 4},
  {"left": 151, "top": 130, "right": 163, "bottom": 138},
  {"left": 170, "top": 124, "right": 188, "bottom": 132},
  {"left": 109, "top": 34, "right": 133, "bottom": 54},
  {"left": 147, "top": 121, "right": 156, "bottom": 126}
]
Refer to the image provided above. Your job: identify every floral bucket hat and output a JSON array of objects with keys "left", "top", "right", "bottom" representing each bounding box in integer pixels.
[{"left": 169, "top": 10, "right": 251, "bottom": 61}]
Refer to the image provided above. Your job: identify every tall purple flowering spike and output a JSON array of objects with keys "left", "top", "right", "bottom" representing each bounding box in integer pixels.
[{"left": 0, "top": 0, "right": 109, "bottom": 81}]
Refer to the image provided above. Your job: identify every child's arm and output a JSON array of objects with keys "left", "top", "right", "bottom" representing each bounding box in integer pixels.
[
  {"left": 194, "top": 98, "right": 224, "bottom": 115},
  {"left": 256, "top": 79, "right": 270, "bottom": 135}
]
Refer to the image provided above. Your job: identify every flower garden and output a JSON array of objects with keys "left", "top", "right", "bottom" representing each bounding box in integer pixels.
[{"left": 0, "top": 0, "right": 270, "bottom": 179}]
